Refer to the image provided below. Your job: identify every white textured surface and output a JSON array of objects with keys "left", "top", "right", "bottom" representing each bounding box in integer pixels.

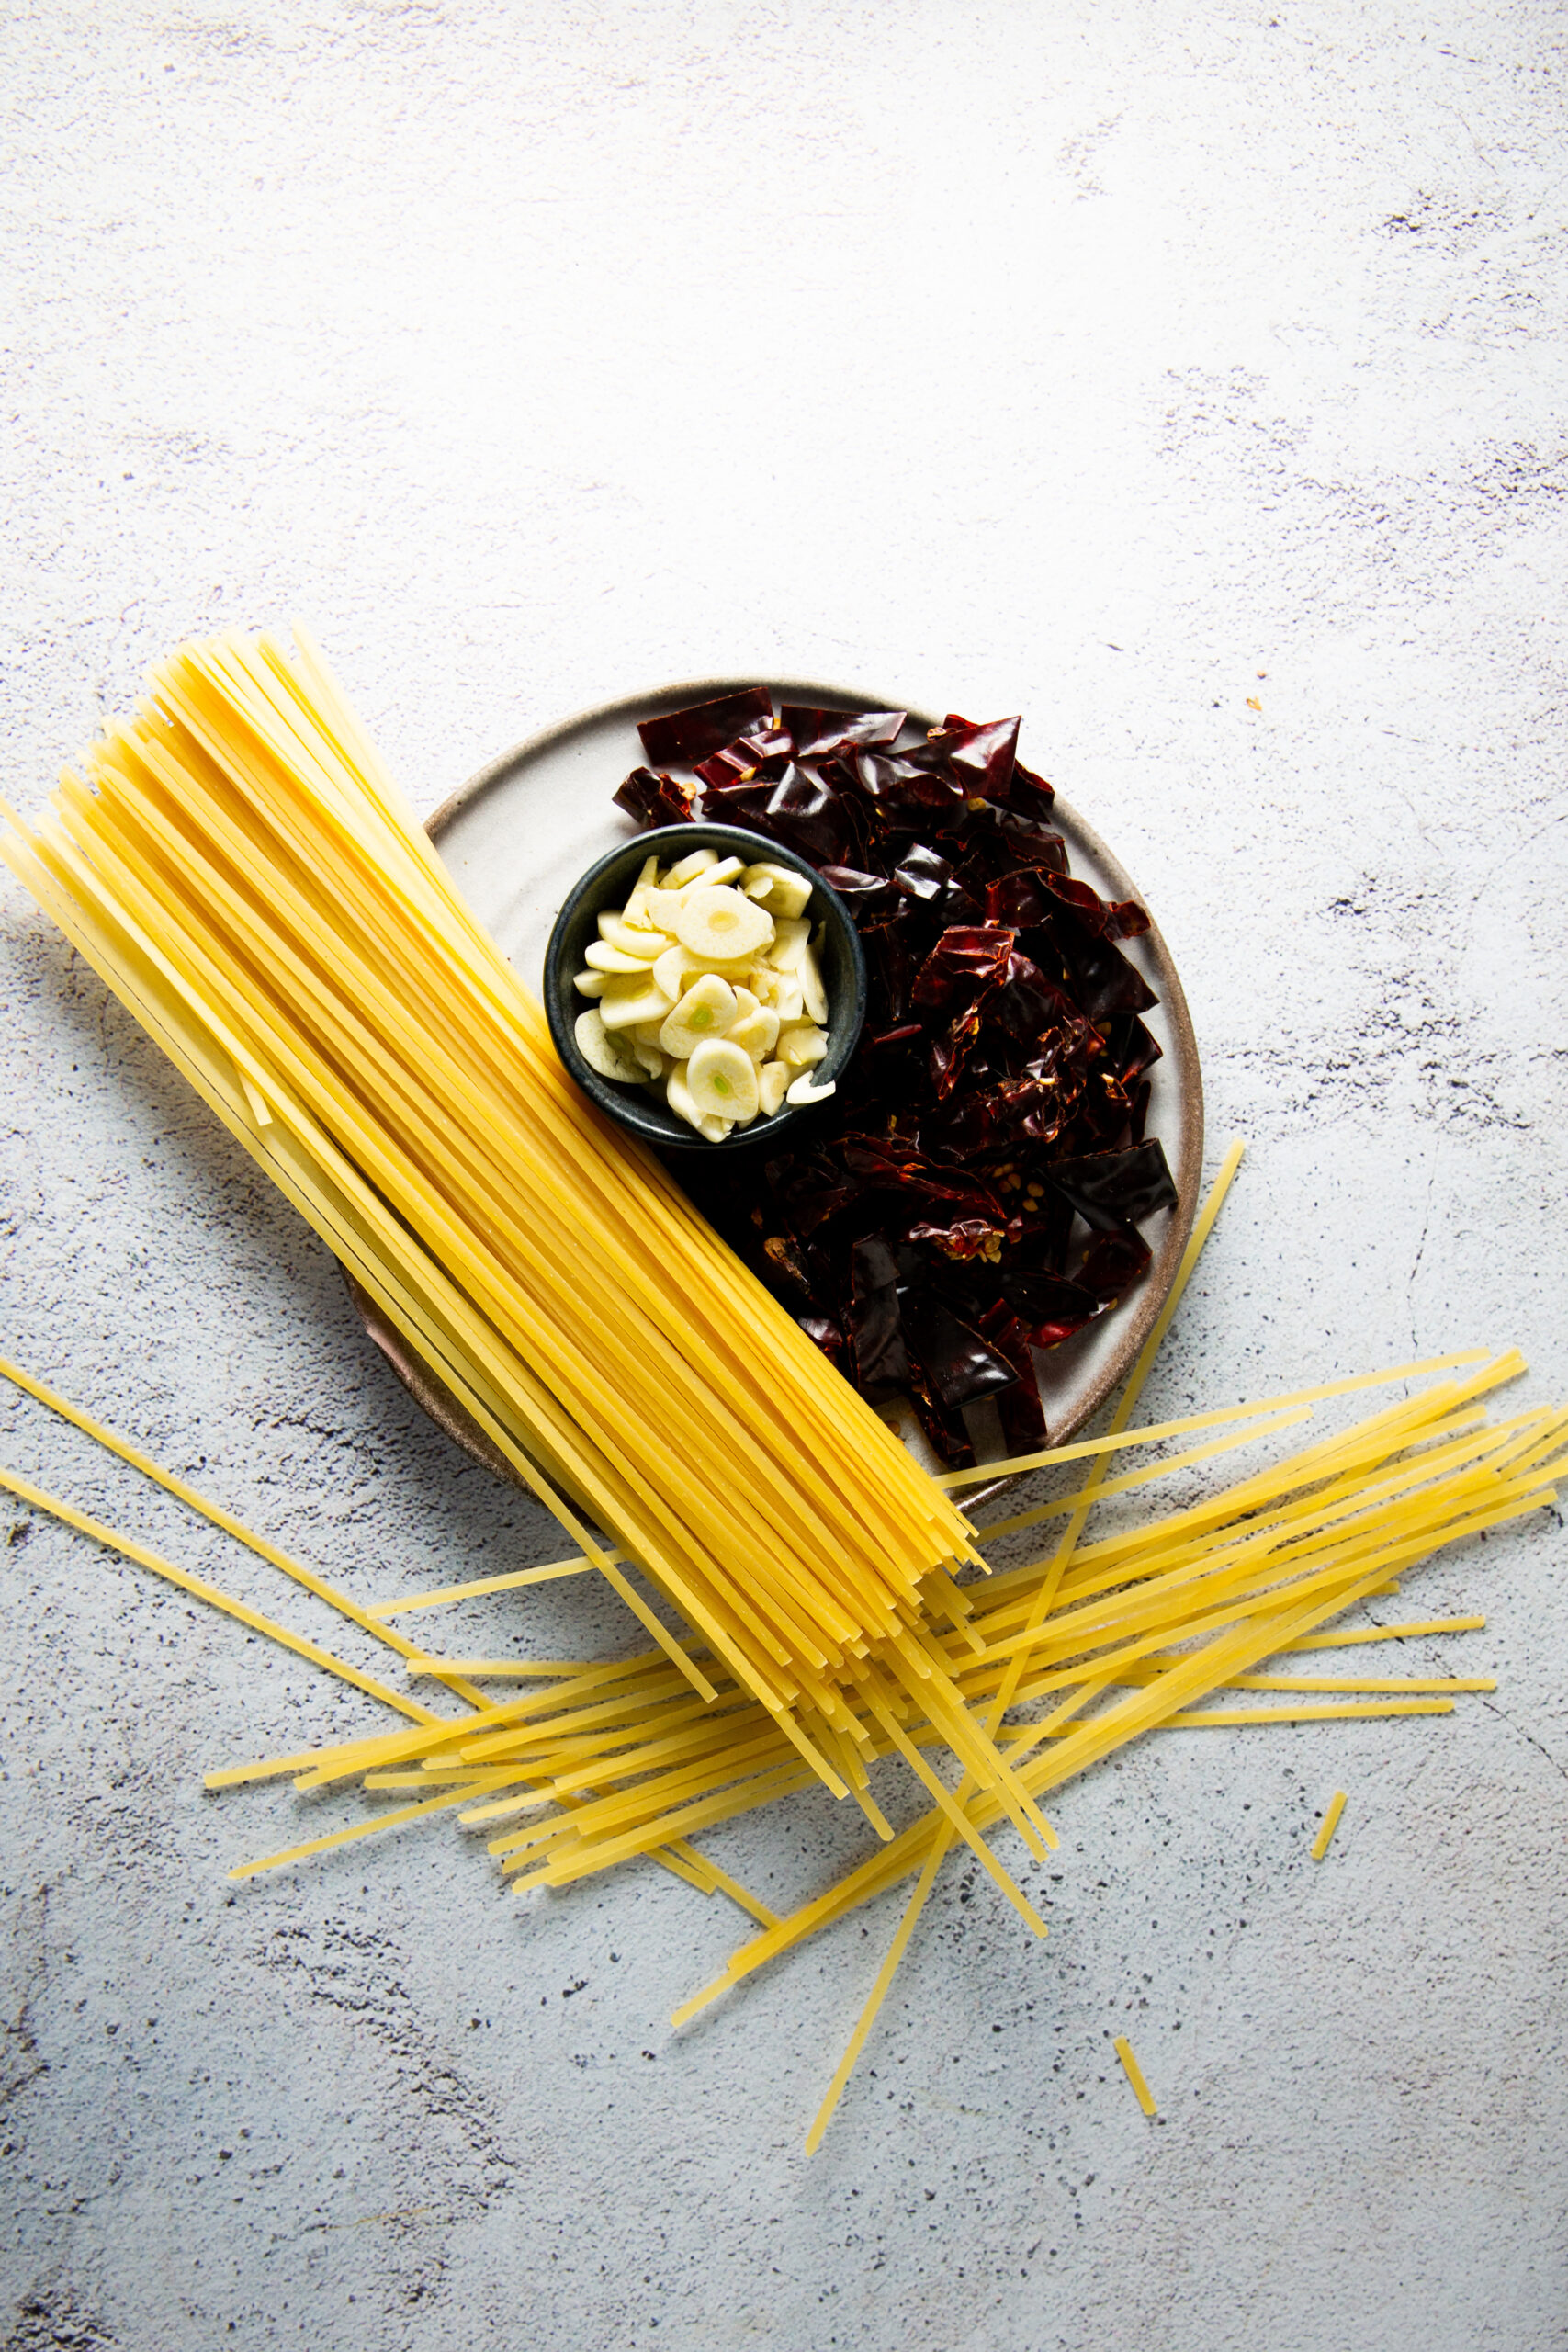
[{"left": 3, "top": 5, "right": 1567, "bottom": 2346}]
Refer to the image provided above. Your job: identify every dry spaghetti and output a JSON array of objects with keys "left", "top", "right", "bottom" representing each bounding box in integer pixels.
[{"left": 0, "top": 626, "right": 1059, "bottom": 1885}]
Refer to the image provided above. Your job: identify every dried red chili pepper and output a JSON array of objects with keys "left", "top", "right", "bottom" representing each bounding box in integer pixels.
[
  {"left": 637, "top": 687, "right": 774, "bottom": 767},
  {"left": 612, "top": 766, "right": 695, "bottom": 828},
  {"left": 610, "top": 690, "right": 1176, "bottom": 1465}
]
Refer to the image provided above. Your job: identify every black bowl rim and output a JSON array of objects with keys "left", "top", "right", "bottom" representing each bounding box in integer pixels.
[{"left": 543, "top": 820, "right": 869, "bottom": 1154}]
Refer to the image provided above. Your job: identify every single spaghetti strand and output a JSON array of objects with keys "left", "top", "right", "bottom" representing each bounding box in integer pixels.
[
  {"left": 1114, "top": 2036, "right": 1157, "bottom": 2116},
  {"left": 1287, "top": 1618, "right": 1484, "bottom": 1650},
  {"left": 367, "top": 1557, "right": 601, "bottom": 1616},
  {"left": 1167, "top": 1702, "right": 1450, "bottom": 1729},
  {"left": 230, "top": 1779, "right": 528, "bottom": 1879},
  {"left": 803, "top": 1826, "right": 949, "bottom": 2157},
  {"left": 1311, "top": 1790, "right": 1349, "bottom": 1860}
]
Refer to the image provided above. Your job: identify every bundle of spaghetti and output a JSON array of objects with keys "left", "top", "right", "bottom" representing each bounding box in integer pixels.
[
  {"left": 0, "top": 625, "right": 1039, "bottom": 1820},
  {"left": 211, "top": 1353, "right": 1558, "bottom": 1904}
]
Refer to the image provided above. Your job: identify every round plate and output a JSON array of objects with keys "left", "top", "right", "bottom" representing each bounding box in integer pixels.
[{"left": 352, "top": 678, "right": 1204, "bottom": 1505}]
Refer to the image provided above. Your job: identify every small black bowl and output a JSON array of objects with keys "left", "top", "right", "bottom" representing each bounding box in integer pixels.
[{"left": 544, "top": 823, "right": 867, "bottom": 1153}]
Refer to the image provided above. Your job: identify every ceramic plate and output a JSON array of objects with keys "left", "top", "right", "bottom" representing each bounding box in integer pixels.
[{"left": 350, "top": 678, "right": 1204, "bottom": 1505}]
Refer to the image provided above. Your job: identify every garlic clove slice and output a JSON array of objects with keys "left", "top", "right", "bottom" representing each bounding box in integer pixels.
[
  {"left": 776, "top": 1021, "right": 828, "bottom": 1069},
  {"left": 687, "top": 1036, "right": 761, "bottom": 1123},
  {"left": 764, "top": 914, "right": 810, "bottom": 972},
  {"left": 575, "top": 1008, "right": 643, "bottom": 1083},
  {"left": 651, "top": 943, "right": 694, "bottom": 1001},
  {"left": 741, "top": 862, "right": 813, "bottom": 919},
  {"left": 757, "top": 1059, "right": 791, "bottom": 1117},
  {"left": 727, "top": 1006, "right": 780, "bottom": 1062},
  {"left": 674, "top": 885, "right": 773, "bottom": 964},
  {"left": 596, "top": 911, "right": 669, "bottom": 961},
  {"left": 668, "top": 845, "right": 721, "bottom": 888},
  {"left": 622, "top": 854, "right": 662, "bottom": 929},
  {"left": 573, "top": 970, "right": 607, "bottom": 999},
  {"left": 659, "top": 973, "right": 739, "bottom": 1059},
  {"left": 798, "top": 941, "right": 829, "bottom": 1024},
  {"left": 664, "top": 1059, "right": 702, "bottom": 1130},
  {"left": 598, "top": 975, "right": 675, "bottom": 1030},
  {"left": 585, "top": 939, "right": 660, "bottom": 974},
  {"left": 785, "top": 1070, "right": 837, "bottom": 1107}
]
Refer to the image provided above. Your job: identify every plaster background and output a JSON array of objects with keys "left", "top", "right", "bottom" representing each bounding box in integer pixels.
[{"left": 2, "top": 4, "right": 1565, "bottom": 2346}]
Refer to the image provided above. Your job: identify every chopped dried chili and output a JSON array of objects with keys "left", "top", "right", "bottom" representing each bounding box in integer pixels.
[{"left": 611, "top": 693, "right": 1177, "bottom": 1464}]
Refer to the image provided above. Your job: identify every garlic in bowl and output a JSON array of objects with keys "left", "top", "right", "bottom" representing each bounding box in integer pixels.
[{"left": 544, "top": 824, "right": 867, "bottom": 1152}]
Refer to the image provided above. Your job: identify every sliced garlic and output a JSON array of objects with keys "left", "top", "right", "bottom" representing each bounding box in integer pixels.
[
  {"left": 728, "top": 1005, "right": 780, "bottom": 1061},
  {"left": 765, "top": 914, "right": 810, "bottom": 972},
  {"left": 576, "top": 845, "right": 834, "bottom": 1138},
  {"left": 798, "top": 941, "right": 829, "bottom": 1024},
  {"left": 667, "top": 845, "right": 721, "bottom": 888},
  {"left": 651, "top": 943, "right": 695, "bottom": 1001},
  {"left": 621, "top": 854, "right": 661, "bottom": 929},
  {"left": 675, "top": 885, "right": 774, "bottom": 964},
  {"left": 660, "top": 973, "right": 739, "bottom": 1059},
  {"left": 776, "top": 1021, "right": 828, "bottom": 1069},
  {"left": 665, "top": 1059, "right": 702, "bottom": 1130},
  {"left": 598, "top": 973, "right": 675, "bottom": 1031},
  {"left": 585, "top": 939, "right": 660, "bottom": 975},
  {"left": 757, "top": 1059, "right": 791, "bottom": 1118},
  {"left": 575, "top": 1007, "right": 643, "bottom": 1083},
  {"left": 741, "top": 862, "right": 813, "bottom": 920},
  {"left": 687, "top": 1036, "right": 760, "bottom": 1123},
  {"left": 596, "top": 911, "right": 669, "bottom": 961}
]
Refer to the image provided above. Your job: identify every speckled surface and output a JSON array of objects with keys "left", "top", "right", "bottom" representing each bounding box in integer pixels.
[{"left": 3, "top": 5, "right": 1566, "bottom": 2347}]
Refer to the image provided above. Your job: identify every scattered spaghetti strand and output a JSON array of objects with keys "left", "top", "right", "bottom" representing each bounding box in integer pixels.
[
  {"left": 1311, "top": 1790, "right": 1348, "bottom": 1860},
  {"left": 1114, "top": 2034, "right": 1157, "bottom": 2116}
]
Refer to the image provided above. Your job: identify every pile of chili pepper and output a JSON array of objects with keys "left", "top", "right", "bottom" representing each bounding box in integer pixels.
[{"left": 612, "top": 688, "right": 1177, "bottom": 1467}]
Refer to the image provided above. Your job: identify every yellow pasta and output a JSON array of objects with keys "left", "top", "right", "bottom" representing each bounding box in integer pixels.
[
  {"left": 9, "top": 623, "right": 1556, "bottom": 2163},
  {"left": 1312, "top": 1790, "right": 1349, "bottom": 1860},
  {"left": 367, "top": 1557, "right": 600, "bottom": 1617},
  {"left": 1114, "top": 2035, "right": 1157, "bottom": 2116},
  {"left": 0, "top": 1464, "right": 437, "bottom": 1724},
  {"left": 0, "top": 624, "right": 1066, "bottom": 1900},
  {"left": 0, "top": 1351, "right": 492, "bottom": 1711}
]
